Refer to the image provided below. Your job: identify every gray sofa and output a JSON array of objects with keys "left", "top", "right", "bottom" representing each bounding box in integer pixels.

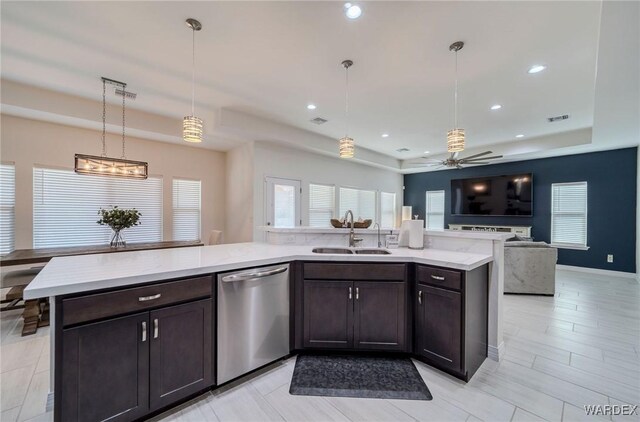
[{"left": 504, "top": 241, "right": 558, "bottom": 295}]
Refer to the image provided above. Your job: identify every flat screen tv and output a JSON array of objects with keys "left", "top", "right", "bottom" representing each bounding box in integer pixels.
[{"left": 451, "top": 173, "right": 533, "bottom": 216}]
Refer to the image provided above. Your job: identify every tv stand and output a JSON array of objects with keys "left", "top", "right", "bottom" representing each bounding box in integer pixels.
[{"left": 448, "top": 224, "right": 531, "bottom": 237}]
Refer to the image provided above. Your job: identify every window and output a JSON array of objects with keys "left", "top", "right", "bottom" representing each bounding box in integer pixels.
[
  {"left": 0, "top": 163, "right": 16, "bottom": 255},
  {"left": 173, "top": 178, "right": 201, "bottom": 241},
  {"left": 33, "top": 167, "right": 163, "bottom": 248},
  {"left": 551, "top": 182, "right": 588, "bottom": 248},
  {"left": 266, "top": 177, "right": 301, "bottom": 228},
  {"left": 339, "top": 187, "right": 376, "bottom": 221},
  {"left": 380, "top": 192, "right": 396, "bottom": 228},
  {"left": 309, "top": 184, "right": 335, "bottom": 227},
  {"left": 425, "top": 190, "right": 445, "bottom": 230}
]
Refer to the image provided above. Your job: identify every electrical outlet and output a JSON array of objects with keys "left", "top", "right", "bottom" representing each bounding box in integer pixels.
[{"left": 607, "top": 254, "right": 614, "bottom": 263}]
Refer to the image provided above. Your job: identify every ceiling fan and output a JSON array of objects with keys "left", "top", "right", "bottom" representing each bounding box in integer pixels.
[{"left": 406, "top": 151, "right": 504, "bottom": 170}]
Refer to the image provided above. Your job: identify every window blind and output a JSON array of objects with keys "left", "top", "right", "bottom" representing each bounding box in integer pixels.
[
  {"left": 425, "top": 190, "right": 445, "bottom": 230},
  {"left": 33, "top": 167, "right": 163, "bottom": 248},
  {"left": 0, "top": 164, "right": 16, "bottom": 255},
  {"left": 380, "top": 192, "right": 396, "bottom": 228},
  {"left": 173, "top": 178, "right": 201, "bottom": 241},
  {"left": 309, "top": 184, "right": 335, "bottom": 227},
  {"left": 339, "top": 187, "right": 376, "bottom": 221},
  {"left": 551, "top": 182, "right": 587, "bottom": 247}
]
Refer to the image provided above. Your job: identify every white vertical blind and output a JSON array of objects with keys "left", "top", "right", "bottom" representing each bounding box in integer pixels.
[
  {"left": 380, "top": 192, "right": 396, "bottom": 228},
  {"left": 339, "top": 187, "right": 376, "bottom": 221},
  {"left": 425, "top": 190, "right": 445, "bottom": 230},
  {"left": 33, "top": 167, "right": 163, "bottom": 248},
  {"left": 551, "top": 182, "right": 588, "bottom": 247},
  {"left": 309, "top": 184, "right": 335, "bottom": 227},
  {"left": 173, "top": 178, "right": 201, "bottom": 241},
  {"left": 0, "top": 164, "right": 16, "bottom": 255}
]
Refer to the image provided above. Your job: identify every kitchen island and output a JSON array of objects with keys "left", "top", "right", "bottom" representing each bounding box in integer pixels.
[{"left": 25, "top": 241, "right": 501, "bottom": 422}]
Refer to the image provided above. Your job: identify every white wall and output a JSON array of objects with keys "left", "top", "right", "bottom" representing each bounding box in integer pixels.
[
  {"left": 1, "top": 114, "right": 226, "bottom": 248},
  {"left": 252, "top": 141, "right": 404, "bottom": 240},
  {"left": 225, "top": 142, "right": 255, "bottom": 243}
]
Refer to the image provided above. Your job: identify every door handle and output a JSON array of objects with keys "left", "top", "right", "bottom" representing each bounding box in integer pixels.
[
  {"left": 348, "top": 287, "right": 352, "bottom": 300},
  {"left": 139, "top": 293, "right": 161, "bottom": 302},
  {"left": 355, "top": 287, "right": 359, "bottom": 300},
  {"left": 141, "top": 321, "right": 147, "bottom": 342},
  {"left": 153, "top": 318, "right": 159, "bottom": 339},
  {"left": 221, "top": 266, "right": 288, "bottom": 282},
  {"left": 418, "top": 290, "right": 422, "bottom": 305},
  {"left": 430, "top": 275, "right": 445, "bottom": 281}
]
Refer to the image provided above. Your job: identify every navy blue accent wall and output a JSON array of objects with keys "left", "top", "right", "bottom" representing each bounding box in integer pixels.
[{"left": 403, "top": 147, "right": 637, "bottom": 273}]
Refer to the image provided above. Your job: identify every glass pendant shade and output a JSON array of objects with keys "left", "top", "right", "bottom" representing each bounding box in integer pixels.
[
  {"left": 183, "top": 115, "right": 203, "bottom": 143},
  {"left": 339, "top": 136, "right": 355, "bottom": 158},
  {"left": 75, "top": 154, "right": 148, "bottom": 179},
  {"left": 447, "top": 128, "right": 465, "bottom": 152}
]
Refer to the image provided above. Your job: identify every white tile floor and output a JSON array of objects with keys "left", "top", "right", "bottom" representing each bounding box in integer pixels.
[{"left": 1, "top": 269, "right": 639, "bottom": 422}]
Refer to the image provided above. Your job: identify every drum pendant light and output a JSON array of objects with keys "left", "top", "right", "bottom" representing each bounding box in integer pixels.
[
  {"left": 339, "top": 59, "right": 355, "bottom": 158},
  {"left": 183, "top": 18, "right": 204, "bottom": 143},
  {"left": 447, "top": 41, "right": 465, "bottom": 153}
]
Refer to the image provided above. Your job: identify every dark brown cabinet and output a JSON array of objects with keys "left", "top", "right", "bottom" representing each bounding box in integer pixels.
[
  {"left": 57, "top": 276, "right": 213, "bottom": 422},
  {"left": 414, "top": 264, "right": 487, "bottom": 381},
  {"left": 300, "top": 263, "right": 408, "bottom": 352}
]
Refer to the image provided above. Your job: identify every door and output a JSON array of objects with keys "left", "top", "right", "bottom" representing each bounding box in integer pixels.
[
  {"left": 354, "top": 281, "right": 406, "bottom": 351},
  {"left": 303, "top": 280, "right": 353, "bottom": 348},
  {"left": 149, "top": 299, "right": 212, "bottom": 410},
  {"left": 416, "top": 285, "right": 462, "bottom": 372},
  {"left": 265, "top": 177, "right": 301, "bottom": 228},
  {"left": 61, "top": 312, "right": 149, "bottom": 422}
]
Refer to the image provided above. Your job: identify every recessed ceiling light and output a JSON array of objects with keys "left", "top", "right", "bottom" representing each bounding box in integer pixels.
[
  {"left": 423, "top": 150, "right": 430, "bottom": 154},
  {"left": 528, "top": 65, "right": 546, "bottom": 74},
  {"left": 306, "top": 104, "right": 316, "bottom": 110},
  {"left": 381, "top": 133, "right": 389, "bottom": 138},
  {"left": 490, "top": 104, "right": 502, "bottom": 110},
  {"left": 344, "top": 3, "right": 362, "bottom": 19},
  {"left": 515, "top": 134, "right": 524, "bottom": 138}
]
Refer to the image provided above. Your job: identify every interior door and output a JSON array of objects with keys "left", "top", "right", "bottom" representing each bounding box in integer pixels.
[{"left": 265, "top": 177, "right": 301, "bottom": 228}]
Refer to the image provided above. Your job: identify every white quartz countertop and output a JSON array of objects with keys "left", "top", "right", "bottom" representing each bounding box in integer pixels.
[
  {"left": 24, "top": 242, "right": 493, "bottom": 299},
  {"left": 262, "top": 227, "right": 513, "bottom": 241}
]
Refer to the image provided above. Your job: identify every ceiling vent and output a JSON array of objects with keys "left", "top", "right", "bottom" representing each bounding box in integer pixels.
[
  {"left": 114, "top": 88, "right": 137, "bottom": 100},
  {"left": 310, "top": 117, "right": 328, "bottom": 125},
  {"left": 396, "top": 147, "right": 410, "bottom": 153},
  {"left": 547, "top": 114, "right": 569, "bottom": 123}
]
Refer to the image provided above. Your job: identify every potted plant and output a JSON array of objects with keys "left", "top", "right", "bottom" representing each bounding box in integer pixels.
[{"left": 97, "top": 206, "right": 142, "bottom": 248}]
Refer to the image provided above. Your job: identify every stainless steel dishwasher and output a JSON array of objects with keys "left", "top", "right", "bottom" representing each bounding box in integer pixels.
[{"left": 217, "top": 264, "right": 290, "bottom": 384}]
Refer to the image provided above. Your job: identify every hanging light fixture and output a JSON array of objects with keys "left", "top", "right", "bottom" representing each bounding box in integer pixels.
[
  {"left": 447, "top": 41, "right": 465, "bottom": 153},
  {"left": 75, "top": 77, "right": 148, "bottom": 179},
  {"left": 183, "top": 18, "right": 204, "bottom": 143},
  {"left": 339, "top": 59, "right": 355, "bottom": 158}
]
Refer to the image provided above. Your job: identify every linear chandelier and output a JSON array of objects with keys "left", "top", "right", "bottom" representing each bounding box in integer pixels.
[
  {"left": 183, "top": 18, "right": 204, "bottom": 143},
  {"left": 75, "top": 77, "right": 148, "bottom": 179}
]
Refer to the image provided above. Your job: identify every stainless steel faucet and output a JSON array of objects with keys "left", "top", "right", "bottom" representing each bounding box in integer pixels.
[
  {"left": 373, "top": 223, "right": 382, "bottom": 248},
  {"left": 344, "top": 210, "right": 363, "bottom": 247}
]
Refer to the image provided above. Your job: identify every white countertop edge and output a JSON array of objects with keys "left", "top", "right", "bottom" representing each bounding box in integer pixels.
[{"left": 24, "top": 246, "right": 493, "bottom": 300}]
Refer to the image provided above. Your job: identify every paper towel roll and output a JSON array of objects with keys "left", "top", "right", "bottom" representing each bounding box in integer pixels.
[{"left": 398, "top": 220, "right": 424, "bottom": 249}]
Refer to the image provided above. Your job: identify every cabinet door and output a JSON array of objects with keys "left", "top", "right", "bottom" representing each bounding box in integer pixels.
[
  {"left": 354, "top": 281, "right": 406, "bottom": 351},
  {"left": 149, "top": 299, "right": 213, "bottom": 410},
  {"left": 61, "top": 312, "right": 149, "bottom": 422},
  {"left": 416, "top": 285, "right": 462, "bottom": 372},
  {"left": 303, "top": 280, "right": 353, "bottom": 348}
]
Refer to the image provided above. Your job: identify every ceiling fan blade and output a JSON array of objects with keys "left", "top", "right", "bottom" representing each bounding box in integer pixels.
[
  {"left": 462, "top": 155, "right": 503, "bottom": 162},
  {"left": 461, "top": 161, "right": 494, "bottom": 165},
  {"left": 459, "top": 151, "right": 493, "bottom": 160}
]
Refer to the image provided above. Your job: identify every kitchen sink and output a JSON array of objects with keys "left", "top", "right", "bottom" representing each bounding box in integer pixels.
[
  {"left": 312, "top": 247, "right": 354, "bottom": 254},
  {"left": 353, "top": 249, "right": 392, "bottom": 255}
]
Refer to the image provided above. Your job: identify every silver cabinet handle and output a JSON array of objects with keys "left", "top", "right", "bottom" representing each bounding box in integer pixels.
[
  {"left": 355, "top": 287, "right": 359, "bottom": 300},
  {"left": 348, "top": 287, "right": 352, "bottom": 300},
  {"left": 418, "top": 290, "right": 422, "bottom": 305},
  {"left": 139, "top": 293, "right": 161, "bottom": 302},
  {"left": 221, "top": 266, "right": 288, "bottom": 282},
  {"left": 430, "top": 275, "right": 445, "bottom": 281},
  {"left": 153, "top": 318, "right": 159, "bottom": 339},
  {"left": 141, "top": 321, "right": 147, "bottom": 342}
]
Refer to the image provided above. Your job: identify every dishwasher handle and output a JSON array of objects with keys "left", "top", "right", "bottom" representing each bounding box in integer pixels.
[{"left": 221, "top": 266, "right": 288, "bottom": 283}]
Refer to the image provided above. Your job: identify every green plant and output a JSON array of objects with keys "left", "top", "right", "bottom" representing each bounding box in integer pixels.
[{"left": 97, "top": 206, "right": 141, "bottom": 231}]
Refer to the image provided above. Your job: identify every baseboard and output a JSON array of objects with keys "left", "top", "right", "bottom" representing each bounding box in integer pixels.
[
  {"left": 556, "top": 264, "right": 637, "bottom": 280},
  {"left": 487, "top": 342, "right": 504, "bottom": 362}
]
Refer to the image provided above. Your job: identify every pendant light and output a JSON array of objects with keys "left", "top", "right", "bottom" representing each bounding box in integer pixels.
[
  {"left": 75, "top": 77, "right": 148, "bottom": 179},
  {"left": 339, "top": 59, "right": 355, "bottom": 158},
  {"left": 183, "top": 18, "right": 203, "bottom": 143},
  {"left": 447, "top": 41, "right": 465, "bottom": 153}
]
